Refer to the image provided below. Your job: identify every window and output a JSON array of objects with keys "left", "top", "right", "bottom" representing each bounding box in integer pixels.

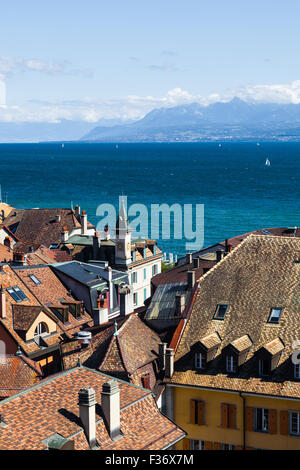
[
  {"left": 34, "top": 322, "right": 49, "bottom": 337},
  {"left": 133, "top": 292, "right": 138, "bottom": 306},
  {"left": 213, "top": 304, "right": 228, "bottom": 320},
  {"left": 259, "top": 358, "right": 270, "bottom": 376},
  {"left": 144, "top": 288, "right": 147, "bottom": 301},
  {"left": 295, "top": 364, "right": 300, "bottom": 379},
  {"left": 221, "top": 443, "right": 235, "bottom": 450},
  {"left": 143, "top": 268, "right": 147, "bottom": 280},
  {"left": 131, "top": 272, "right": 137, "bottom": 284},
  {"left": 226, "top": 354, "right": 237, "bottom": 373},
  {"left": 190, "top": 399, "right": 205, "bottom": 425},
  {"left": 289, "top": 411, "right": 300, "bottom": 436},
  {"left": 268, "top": 307, "right": 282, "bottom": 324},
  {"left": 152, "top": 264, "right": 158, "bottom": 276},
  {"left": 29, "top": 274, "right": 41, "bottom": 285},
  {"left": 195, "top": 352, "right": 206, "bottom": 370},
  {"left": 190, "top": 440, "right": 205, "bottom": 450},
  {"left": 255, "top": 408, "right": 269, "bottom": 432},
  {"left": 221, "top": 404, "right": 237, "bottom": 429},
  {"left": 6, "top": 286, "right": 28, "bottom": 302}
]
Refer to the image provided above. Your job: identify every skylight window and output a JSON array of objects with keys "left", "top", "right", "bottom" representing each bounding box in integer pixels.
[
  {"left": 29, "top": 274, "right": 41, "bottom": 285},
  {"left": 268, "top": 307, "right": 282, "bottom": 324},
  {"left": 213, "top": 304, "right": 229, "bottom": 320},
  {"left": 7, "top": 286, "right": 28, "bottom": 302}
]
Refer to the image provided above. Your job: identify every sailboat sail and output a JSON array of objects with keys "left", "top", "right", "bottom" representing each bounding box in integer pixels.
[{"left": 265, "top": 158, "right": 270, "bottom": 166}]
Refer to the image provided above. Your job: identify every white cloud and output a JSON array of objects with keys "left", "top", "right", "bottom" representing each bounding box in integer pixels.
[{"left": 2, "top": 80, "right": 300, "bottom": 123}]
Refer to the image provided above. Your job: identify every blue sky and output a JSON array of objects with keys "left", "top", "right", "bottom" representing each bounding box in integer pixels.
[{"left": 1, "top": 0, "right": 300, "bottom": 122}]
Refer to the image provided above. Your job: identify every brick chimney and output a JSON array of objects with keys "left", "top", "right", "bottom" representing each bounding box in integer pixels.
[
  {"left": 0, "top": 286, "right": 6, "bottom": 319},
  {"left": 158, "top": 342, "right": 167, "bottom": 372},
  {"left": 81, "top": 210, "right": 88, "bottom": 235},
  {"left": 94, "top": 297, "right": 108, "bottom": 325},
  {"left": 12, "top": 252, "right": 27, "bottom": 266},
  {"left": 165, "top": 348, "right": 175, "bottom": 379},
  {"left": 175, "top": 293, "right": 185, "bottom": 315},
  {"left": 101, "top": 380, "right": 121, "bottom": 440},
  {"left": 78, "top": 387, "right": 97, "bottom": 449},
  {"left": 61, "top": 226, "right": 69, "bottom": 243}
]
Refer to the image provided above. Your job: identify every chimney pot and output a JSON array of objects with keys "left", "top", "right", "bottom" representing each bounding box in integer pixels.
[
  {"left": 78, "top": 387, "right": 97, "bottom": 448},
  {"left": 165, "top": 348, "right": 175, "bottom": 379},
  {"left": 158, "top": 343, "right": 167, "bottom": 372},
  {"left": 101, "top": 380, "right": 121, "bottom": 440}
]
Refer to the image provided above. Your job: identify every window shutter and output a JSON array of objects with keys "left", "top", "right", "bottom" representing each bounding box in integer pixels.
[
  {"left": 190, "top": 400, "right": 196, "bottom": 424},
  {"left": 204, "top": 441, "right": 213, "bottom": 450},
  {"left": 221, "top": 403, "right": 229, "bottom": 428},
  {"left": 213, "top": 442, "right": 221, "bottom": 450},
  {"left": 269, "top": 409, "right": 277, "bottom": 434},
  {"left": 229, "top": 404, "right": 237, "bottom": 429},
  {"left": 182, "top": 438, "right": 190, "bottom": 450},
  {"left": 280, "top": 410, "right": 289, "bottom": 435},
  {"left": 197, "top": 401, "right": 205, "bottom": 425},
  {"left": 245, "top": 406, "right": 254, "bottom": 431}
]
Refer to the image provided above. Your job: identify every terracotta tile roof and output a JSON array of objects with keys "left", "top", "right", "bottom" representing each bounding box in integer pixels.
[
  {"left": 12, "top": 305, "right": 43, "bottom": 332},
  {"left": 0, "top": 366, "right": 185, "bottom": 450},
  {"left": 231, "top": 334, "right": 253, "bottom": 353},
  {"left": 61, "top": 314, "right": 161, "bottom": 389},
  {"left": 0, "top": 354, "right": 43, "bottom": 399},
  {"left": 200, "top": 332, "right": 222, "bottom": 350},
  {"left": 263, "top": 337, "right": 285, "bottom": 356},
  {"left": 4, "top": 208, "right": 94, "bottom": 252},
  {"left": 151, "top": 260, "right": 215, "bottom": 287},
  {"left": 172, "top": 235, "right": 300, "bottom": 399},
  {"left": 26, "top": 245, "right": 72, "bottom": 265},
  {"left": 0, "top": 244, "right": 13, "bottom": 262},
  {"left": 13, "top": 265, "right": 93, "bottom": 336}
]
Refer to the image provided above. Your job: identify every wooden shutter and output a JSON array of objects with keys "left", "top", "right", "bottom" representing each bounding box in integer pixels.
[
  {"left": 213, "top": 442, "right": 221, "bottom": 450},
  {"left": 190, "top": 400, "right": 196, "bottom": 424},
  {"left": 228, "top": 404, "right": 237, "bottom": 429},
  {"left": 221, "top": 403, "right": 229, "bottom": 428},
  {"left": 182, "top": 438, "right": 190, "bottom": 450},
  {"left": 204, "top": 441, "right": 213, "bottom": 450},
  {"left": 197, "top": 401, "right": 205, "bottom": 425},
  {"left": 269, "top": 409, "right": 277, "bottom": 434},
  {"left": 280, "top": 410, "right": 289, "bottom": 435},
  {"left": 245, "top": 406, "right": 254, "bottom": 431}
]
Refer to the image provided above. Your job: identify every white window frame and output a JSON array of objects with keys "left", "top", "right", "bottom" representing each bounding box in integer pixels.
[
  {"left": 226, "top": 354, "right": 237, "bottom": 373},
  {"left": 133, "top": 292, "right": 138, "bottom": 306},
  {"left": 289, "top": 411, "right": 300, "bottom": 436},
  {"left": 190, "top": 439, "right": 205, "bottom": 450},
  {"left": 195, "top": 352, "right": 205, "bottom": 370},
  {"left": 255, "top": 407, "right": 269, "bottom": 433}
]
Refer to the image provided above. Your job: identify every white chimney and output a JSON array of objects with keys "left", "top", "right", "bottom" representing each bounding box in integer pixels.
[
  {"left": 0, "top": 286, "right": 6, "bottom": 319},
  {"left": 61, "top": 226, "right": 69, "bottom": 243},
  {"left": 119, "top": 284, "right": 134, "bottom": 316},
  {"left": 101, "top": 380, "right": 121, "bottom": 440},
  {"left": 175, "top": 293, "right": 185, "bottom": 315},
  {"left": 78, "top": 387, "right": 97, "bottom": 449},
  {"left": 105, "top": 266, "right": 114, "bottom": 311},
  {"left": 187, "top": 270, "right": 196, "bottom": 289},
  {"left": 165, "top": 348, "right": 174, "bottom": 379},
  {"left": 81, "top": 210, "right": 88, "bottom": 235},
  {"left": 186, "top": 253, "right": 192, "bottom": 264},
  {"left": 75, "top": 205, "right": 81, "bottom": 220}
]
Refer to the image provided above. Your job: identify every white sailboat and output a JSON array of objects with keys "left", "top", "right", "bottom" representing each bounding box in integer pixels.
[{"left": 265, "top": 157, "right": 270, "bottom": 166}]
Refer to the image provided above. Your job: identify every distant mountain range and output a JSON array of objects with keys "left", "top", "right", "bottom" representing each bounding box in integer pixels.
[
  {"left": 81, "top": 98, "right": 300, "bottom": 142},
  {"left": 4, "top": 99, "right": 300, "bottom": 142}
]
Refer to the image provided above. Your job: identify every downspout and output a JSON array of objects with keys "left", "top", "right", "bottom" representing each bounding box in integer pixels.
[{"left": 239, "top": 391, "right": 246, "bottom": 450}]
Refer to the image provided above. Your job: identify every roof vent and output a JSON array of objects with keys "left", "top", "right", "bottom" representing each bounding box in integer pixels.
[{"left": 76, "top": 331, "right": 92, "bottom": 346}]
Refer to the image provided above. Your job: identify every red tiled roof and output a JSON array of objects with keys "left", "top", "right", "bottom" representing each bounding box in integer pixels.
[
  {"left": 0, "top": 354, "right": 43, "bottom": 399},
  {"left": 0, "top": 366, "right": 185, "bottom": 450}
]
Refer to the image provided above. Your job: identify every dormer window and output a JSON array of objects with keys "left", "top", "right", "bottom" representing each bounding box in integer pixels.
[
  {"left": 34, "top": 322, "right": 49, "bottom": 337},
  {"left": 226, "top": 354, "right": 237, "bottom": 373},
  {"left": 195, "top": 352, "right": 206, "bottom": 370},
  {"left": 259, "top": 358, "right": 271, "bottom": 376},
  {"left": 213, "top": 304, "right": 228, "bottom": 320},
  {"left": 268, "top": 307, "right": 282, "bottom": 324}
]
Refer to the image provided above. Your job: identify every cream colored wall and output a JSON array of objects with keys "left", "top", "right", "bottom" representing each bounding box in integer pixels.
[{"left": 25, "top": 311, "right": 57, "bottom": 341}]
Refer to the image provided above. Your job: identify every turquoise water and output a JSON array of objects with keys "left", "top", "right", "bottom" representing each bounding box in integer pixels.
[{"left": 0, "top": 142, "right": 299, "bottom": 256}]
